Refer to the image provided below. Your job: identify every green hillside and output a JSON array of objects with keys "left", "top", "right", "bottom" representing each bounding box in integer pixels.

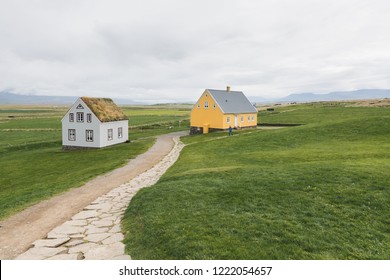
[
  {"left": 0, "top": 105, "right": 190, "bottom": 220},
  {"left": 123, "top": 103, "right": 390, "bottom": 259}
]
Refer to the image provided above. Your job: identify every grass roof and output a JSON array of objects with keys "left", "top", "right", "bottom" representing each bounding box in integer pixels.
[{"left": 81, "top": 97, "right": 128, "bottom": 122}]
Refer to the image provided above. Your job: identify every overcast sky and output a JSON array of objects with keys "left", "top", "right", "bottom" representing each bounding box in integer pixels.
[{"left": 1, "top": 0, "right": 390, "bottom": 102}]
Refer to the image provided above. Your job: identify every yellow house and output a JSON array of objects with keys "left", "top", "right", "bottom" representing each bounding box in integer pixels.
[{"left": 190, "top": 87, "right": 258, "bottom": 134}]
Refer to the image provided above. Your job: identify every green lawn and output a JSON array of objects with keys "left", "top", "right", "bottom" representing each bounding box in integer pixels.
[
  {"left": 0, "top": 105, "right": 190, "bottom": 220},
  {"left": 123, "top": 103, "right": 390, "bottom": 259}
]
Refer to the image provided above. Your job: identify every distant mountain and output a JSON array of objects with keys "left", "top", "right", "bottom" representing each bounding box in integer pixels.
[
  {"left": 0, "top": 91, "right": 75, "bottom": 105},
  {"left": 247, "top": 96, "right": 274, "bottom": 104},
  {"left": 0, "top": 91, "right": 143, "bottom": 105},
  {"left": 279, "top": 89, "right": 390, "bottom": 102}
]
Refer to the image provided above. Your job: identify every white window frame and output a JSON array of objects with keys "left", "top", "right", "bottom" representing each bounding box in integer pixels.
[
  {"left": 118, "top": 127, "right": 123, "bottom": 139},
  {"left": 227, "top": 116, "right": 230, "bottom": 124},
  {"left": 77, "top": 112, "right": 84, "bottom": 122},
  {"left": 204, "top": 101, "right": 209, "bottom": 109},
  {"left": 252, "top": 115, "right": 255, "bottom": 121},
  {"left": 108, "top": 129, "right": 113, "bottom": 141},
  {"left": 241, "top": 116, "right": 244, "bottom": 122},
  {"left": 86, "top": 130, "right": 94, "bottom": 142},
  {"left": 248, "top": 115, "right": 251, "bottom": 122},
  {"left": 68, "top": 129, "right": 76, "bottom": 141},
  {"left": 69, "top": 113, "right": 74, "bottom": 122}
]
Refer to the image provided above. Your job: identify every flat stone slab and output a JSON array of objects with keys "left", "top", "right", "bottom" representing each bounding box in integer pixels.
[
  {"left": 64, "top": 220, "right": 88, "bottom": 227},
  {"left": 102, "top": 233, "right": 124, "bottom": 245},
  {"left": 91, "top": 219, "right": 113, "bottom": 227},
  {"left": 48, "top": 224, "right": 85, "bottom": 236},
  {"left": 69, "top": 234, "right": 86, "bottom": 239},
  {"left": 46, "top": 232, "right": 68, "bottom": 239},
  {"left": 68, "top": 243, "right": 99, "bottom": 254},
  {"left": 72, "top": 210, "right": 99, "bottom": 220},
  {"left": 33, "top": 238, "right": 70, "bottom": 248},
  {"left": 109, "top": 224, "right": 121, "bottom": 234},
  {"left": 47, "top": 253, "right": 83, "bottom": 260},
  {"left": 85, "top": 233, "right": 111, "bottom": 243},
  {"left": 84, "top": 242, "right": 125, "bottom": 260},
  {"left": 85, "top": 226, "right": 109, "bottom": 235},
  {"left": 15, "top": 247, "right": 68, "bottom": 260},
  {"left": 65, "top": 240, "right": 84, "bottom": 247},
  {"left": 85, "top": 204, "right": 112, "bottom": 212}
]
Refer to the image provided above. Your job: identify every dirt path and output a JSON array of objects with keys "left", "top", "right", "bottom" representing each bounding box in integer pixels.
[{"left": 0, "top": 131, "right": 187, "bottom": 260}]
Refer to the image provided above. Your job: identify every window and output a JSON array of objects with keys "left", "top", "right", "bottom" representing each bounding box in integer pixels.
[
  {"left": 77, "top": 112, "right": 84, "bottom": 122},
  {"left": 248, "top": 115, "right": 251, "bottom": 122},
  {"left": 204, "top": 101, "right": 209, "bottom": 109},
  {"left": 68, "top": 129, "right": 76, "bottom": 141},
  {"left": 197, "top": 104, "right": 200, "bottom": 108},
  {"left": 227, "top": 116, "right": 230, "bottom": 123},
  {"left": 86, "top": 130, "right": 93, "bottom": 142},
  {"left": 87, "top": 113, "right": 92, "bottom": 123},
  {"left": 241, "top": 116, "right": 244, "bottom": 122},
  {"left": 213, "top": 104, "right": 216, "bottom": 109},
  {"left": 118, "top": 127, "right": 123, "bottom": 139},
  {"left": 252, "top": 115, "right": 255, "bottom": 121},
  {"left": 69, "top": 113, "right": 74, "bottom": 122},
  {"left": 76, "top": 104, "right": 84, "bottom": 109},
  {"left": 108, "top": 129, "right": 113, "bottom": 141}
]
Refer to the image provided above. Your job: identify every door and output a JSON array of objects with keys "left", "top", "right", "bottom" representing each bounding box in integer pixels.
[{"left": 234, "top": 114, "right": 238, "bottom": 127}]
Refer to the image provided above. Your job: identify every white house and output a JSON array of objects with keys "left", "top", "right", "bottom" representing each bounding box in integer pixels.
[{"left": 62, "top": 97, "right": 129, "bottom": 149}]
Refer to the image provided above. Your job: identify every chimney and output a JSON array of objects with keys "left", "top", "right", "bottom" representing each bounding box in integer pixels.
[{"left": 226, "top": 85, "right": 231, "bottom": 92}]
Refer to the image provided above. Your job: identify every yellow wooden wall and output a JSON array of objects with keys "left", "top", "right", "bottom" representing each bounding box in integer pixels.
[{"left": 190, "top": 90, "right": 224, "bottom": 129}]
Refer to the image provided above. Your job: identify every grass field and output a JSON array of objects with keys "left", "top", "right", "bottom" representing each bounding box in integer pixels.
[
  {"left": 0, "top": 105, "right": 190, "bottom": 220},
  {"left": 123, "top": 102, "right": 390, "bottom": 259}
]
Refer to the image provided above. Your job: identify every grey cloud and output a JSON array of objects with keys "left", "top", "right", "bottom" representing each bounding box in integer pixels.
[{"left": 1, "top": 0, "right": 390, "bottom": 101}]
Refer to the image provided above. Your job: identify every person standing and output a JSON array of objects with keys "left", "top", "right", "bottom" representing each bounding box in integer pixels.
[{"left": 228, "top": 126, "right": 233, "bottom": 136}]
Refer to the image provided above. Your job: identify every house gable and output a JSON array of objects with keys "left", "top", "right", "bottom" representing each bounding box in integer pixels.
[{"left": 190, "top": 90, "right": 224, "bottom": 128}]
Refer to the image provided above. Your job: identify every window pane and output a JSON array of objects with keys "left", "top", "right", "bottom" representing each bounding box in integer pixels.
[
  {"left": 108, "top": 129, "right": 113, "bottom": 140},
  {"left": 77, "top": 112, "right": 84, "bottom": 122},
  {"left": 86, "top": 130, "right": 93, "bottom": 142},
  {"left": 68, "top": 129, "right": 76, "bottom": 141}
]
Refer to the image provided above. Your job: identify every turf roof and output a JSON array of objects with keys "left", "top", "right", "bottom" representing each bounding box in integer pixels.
[{"left": 81, "top": 97, "right": 128, "bottom": 122}]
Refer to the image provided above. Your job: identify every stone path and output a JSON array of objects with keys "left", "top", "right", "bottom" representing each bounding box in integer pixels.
[{"left": 15, "top": 136, "right": 185, "bottom": 260}]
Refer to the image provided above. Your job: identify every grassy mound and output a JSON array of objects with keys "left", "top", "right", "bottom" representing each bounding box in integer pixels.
[
  {"left": 123, "top": 103, "right": 390, "bottom": 259},
  {"left": 0, "top": 105, "right": 190, "bottom": 220}
]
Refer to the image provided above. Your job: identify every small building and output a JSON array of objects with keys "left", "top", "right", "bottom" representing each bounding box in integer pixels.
[
  {"left": 62, "top": 97, "right": 129, "bottom": 149},
  {"left": 190, "top": 87, "right": 258, "bottom": 134}
]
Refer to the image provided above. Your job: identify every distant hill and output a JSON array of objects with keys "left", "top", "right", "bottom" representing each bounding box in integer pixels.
[
  {"left": 279, "top": 89, "right": 390, "bottom": 102},
  {"left": 2, "top": 89, "right": 390, "bottom": 106},
  {"left": 0, "top": 91, "right": 143, "bottom": 105}
]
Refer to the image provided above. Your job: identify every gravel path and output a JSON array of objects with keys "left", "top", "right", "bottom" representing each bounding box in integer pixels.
[{"left": 0, "top": 131, "right": 187, "bottom": 260}]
